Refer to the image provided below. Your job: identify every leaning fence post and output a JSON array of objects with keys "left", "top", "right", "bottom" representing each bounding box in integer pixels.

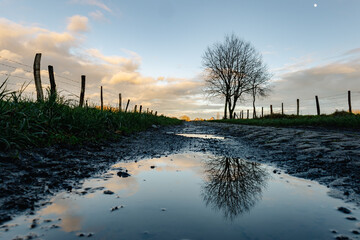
[
  {"left": 79, "top": 75, "right": 86, "bottom": 107},
  {"left": 134, "top": 105, "right": 137, "bottom": 112},
  {"left": 315, "top": 95, "right": 320, "bottom": 115},
  {"left": 48, "top": 65, "right": 56, "bottom": 97},
  {"left": 297, "top": 99, "right": 299, "bottom": 116},
  {"left": 100, "top": 86, "right": 103, "bottom": 111},
  {"left": 33, "top": 53, "right": 43, "bottom": 101},
  {"left": 348, "top": 90, "right": 352, "bottom": 113},
  {"left": 270, "top": 105, "right": 273, "bottom": 115},
  {"left": 125, "top": 99, "right": 130, "bottom": 112},
  {"left": 119, "top": 93, "right": 122, "bottom": 111},
  {"left": 139, "top": 105, "right": 142, "bottom": 113}
]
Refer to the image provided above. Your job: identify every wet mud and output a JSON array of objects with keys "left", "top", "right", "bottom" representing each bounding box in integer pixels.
[{"left": 0, "top": 121, "right": 359, "bottom": 225}]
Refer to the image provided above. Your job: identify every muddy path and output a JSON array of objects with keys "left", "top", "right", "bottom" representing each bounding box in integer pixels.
[{"left": 1, "top": 121, "right": 359, "bottom": 225}]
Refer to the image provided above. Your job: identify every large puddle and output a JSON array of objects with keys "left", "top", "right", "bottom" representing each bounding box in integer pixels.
[{"left": 1, "top": 153, "right": 360, "bottom": 240}]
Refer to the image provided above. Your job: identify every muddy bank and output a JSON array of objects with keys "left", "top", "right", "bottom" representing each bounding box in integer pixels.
[{"left": 1, "top": 121, "right": 359, "bottom": 225}]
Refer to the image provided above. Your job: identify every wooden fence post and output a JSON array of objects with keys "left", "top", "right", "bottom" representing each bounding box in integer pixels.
[
  {"left": 100, "top": 86, "right": 103, "bottom": 111},
  {"left": 147, "top": 108, "right": 149, "bottom": 114},
  {"left": 155, "top": 111, "right": 157, "bottom": 116},
  {"left": 297, "top": 99, "right": 299, "bottom": 116},
  {"left": 247, "top": 109, "right": 249, "bottom": 119},
  {"left": 281, "top": 103, "right": 284, "bottom": 115},
  {"left": 119, "top": 93, "right": 122, "bottom": 111},
  {"left": 33, "top": 53, "right": 44, "bottom": 101},
  {"left": 241, "top": 110, "right": 244, "bottom": 119},
  {"left": 85, "top": 100, "right": 88, "bottom": 108},
  {"left": 139, "top": 105, "right": 142, "bottom": 113},
  {"left": 134, "top": 105, "right": 137, "bottom": 112},
  {"left": 151, "top": 110, "right": 153, "bottom": 115},
  {"left": 125, "top": 99, "right": 130, "bottom": 112},
  {"left": 48, "top": 65, "right": 56, "bottom": 97},
  {"left": 348, "top": 91, "right": 352, "bottom": 113},
  {"left": 315, "top": 95, "right": 320, "bottom": 115},
  {"left": 261, "top": 107, "right": 264, "bottom": 118},
  {"left": 270, "top": 105, "right": 273, "bottom": 115},
  {"left": 79, "top": 75, "right": 86, "bottom": 107}
]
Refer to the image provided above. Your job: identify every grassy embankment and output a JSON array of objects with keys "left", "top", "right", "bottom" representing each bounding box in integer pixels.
[
  {"left": 211, "top": 112, "right": 360, "bottom": 129},
  {"left": 0, "top": 81, "right": 181, "bottom": 151}
]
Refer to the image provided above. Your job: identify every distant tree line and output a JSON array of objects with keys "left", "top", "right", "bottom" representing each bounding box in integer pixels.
[{"left": 202, "top": 34, "right": 271, "bottom": 119}]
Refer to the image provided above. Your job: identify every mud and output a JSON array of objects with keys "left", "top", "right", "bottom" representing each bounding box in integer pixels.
[{"left": 1, "top": 121, "right": 359, "bottom": 225}]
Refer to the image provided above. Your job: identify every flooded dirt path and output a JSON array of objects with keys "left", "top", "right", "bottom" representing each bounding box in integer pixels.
[{"left": 1, "top": 121, "right": 360, "bottom": 239}]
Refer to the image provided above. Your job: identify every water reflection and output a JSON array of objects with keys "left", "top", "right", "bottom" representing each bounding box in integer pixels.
[{"left": 202, "top": 156, "right": 268, "bottom": 220}]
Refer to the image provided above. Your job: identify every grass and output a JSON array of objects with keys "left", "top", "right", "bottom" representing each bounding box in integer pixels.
[
  {"left": 211, "top": 112, "right": 360, "bottom": 129},
  {"left": 0, "top": 80, "right": 182, "bottom": 151}
]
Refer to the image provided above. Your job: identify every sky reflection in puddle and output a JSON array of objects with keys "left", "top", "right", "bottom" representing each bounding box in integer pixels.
[{"left": 1, "top": 153, "right": 360, "bottom": 240}]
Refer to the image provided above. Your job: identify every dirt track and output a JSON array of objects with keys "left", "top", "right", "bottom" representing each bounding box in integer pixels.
[{"left": 1, "top": 121, "right": 359, "bottom": 225}]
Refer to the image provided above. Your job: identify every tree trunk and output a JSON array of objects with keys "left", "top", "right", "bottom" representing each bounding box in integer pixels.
[{"left": 252, "top": 96, "right": 256, "bottom": 118}]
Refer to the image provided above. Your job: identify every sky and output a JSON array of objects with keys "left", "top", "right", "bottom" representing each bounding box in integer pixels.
[{"left": 0, "top": 0, "right": 360, "bottom": 119}]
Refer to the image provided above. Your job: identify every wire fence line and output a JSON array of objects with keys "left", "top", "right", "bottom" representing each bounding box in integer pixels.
[{"left": 0, "top": 53, "right": 159, "bottom": 115}]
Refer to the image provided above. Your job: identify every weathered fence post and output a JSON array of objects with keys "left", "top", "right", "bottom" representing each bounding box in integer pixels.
[
  {"left": 241, "top": 110, "right": 244, "bottom": 119},
  {"left": 125, "top": 99, "right": 130, "bottom": 112},
  {"left": 270, "top": 105, "right": 273, "bottom": 115},
  {"left": 297, "top": 99, "right": 299, "bottom": 116},
  {"left": 48, "top": 65, "right": 56, "bottom": 97},
  {"left": 261, "top": 107, "right": 264, "bottom": 118},
  {"left": 134, "top": 105, "right": 137, "bottom": 112},
  {"left": 281, "top": 103, "right": 284, "bottom": 115},
  {"left": 247, "top": 109, "right": 249, "bottom": 119},
  {"left": 33, "top": 53, "right": 44, "bottom": 101},
  {"left": 139, "top": 105, "right": 142, "bottom": 113},
  {"left": 147, "top": 108, "right": 149, "bottom": 114},
  {"left": 119, "top": 93, "right": 122, "bottom": 111},
  {"left": 315, "top": 95, "right": 320, "bottom": 115},
  {"left": 155, "top": 111, "right": 157, "bottom": 116},
  {"left": 79, "top": 75, "right": 86, "bottom": 107},
  {"left": 100, "top": 86, "right": 103, "bottom": 111},
  {"left": 348, "top": 90, "right": 352, "bottom": 113}
]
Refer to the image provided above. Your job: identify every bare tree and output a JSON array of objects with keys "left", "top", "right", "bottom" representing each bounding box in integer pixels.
[
  {"left": 202, "top": 34, "right": 270, "bottom": 119},
  {"left": 248, "top": 61, "right": 271, "bottom": 118}
]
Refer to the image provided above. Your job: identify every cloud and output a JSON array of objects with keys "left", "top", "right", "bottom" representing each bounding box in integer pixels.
[
  {"left": 71, "top": 0, "right": 112, "bottom": 12},
  {"left": 0, "top": 17, "right": 210, "bottom": 119},
  {"left": 67, "top": 15, "right": 89, "bottom": 32},
  {"left": 89, "top": 10, "right": 105, "bottom": 21},
  {"left": 256, "top": 52, "right": 360, "bottom": 115}
]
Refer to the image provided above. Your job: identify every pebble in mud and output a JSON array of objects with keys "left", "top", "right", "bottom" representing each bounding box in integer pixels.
[
  {"left": 117, "top": 171, "right": 131, "bottom": 178},
  {"left": 161, "top": 208, "right": 167, "bottom": 211},
  {"left": 103, "top": 190, "right": 114, "bottom": 195},
  {"left": 150, "top": 165, "right": 156, "bottom": 169},
  {"left": 346, "top": 216, "right": 357, "bottom": 221},
  {"left": 338, "top": 207, "right": 352, "bottom": 214},
  {"left": 335, "top": 235, "right": 353, "bottom": 240},
  {"left": 352, "top": 230, "right": 359, "bottom": 234}
]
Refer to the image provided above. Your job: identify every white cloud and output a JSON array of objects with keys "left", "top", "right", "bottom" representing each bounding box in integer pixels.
[
  {"left": 67, "top": 15, "right": 89, "bottom": 32},
  {"left": 89, "top": 10, "right": 105, "bottom": 21},
  {"left": 71, "top": 0, "right": 112, "bottom": 12}
]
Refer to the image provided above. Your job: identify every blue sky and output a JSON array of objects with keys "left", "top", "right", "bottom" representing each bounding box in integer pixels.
[{"left": 0, "top": 0, "right": 360, "bottom": 118}]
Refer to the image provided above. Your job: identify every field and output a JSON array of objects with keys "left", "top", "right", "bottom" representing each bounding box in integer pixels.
[
  {"left": 0, "top": 82, "right": 181, "bottom": 151},
  {"left": 211, "top": 112, "right": 360, "bottom": 129}
]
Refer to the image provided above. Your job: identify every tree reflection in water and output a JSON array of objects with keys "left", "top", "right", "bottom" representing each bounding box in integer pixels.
[{"left": 202, "top": 156, "right": 269, "bottom": 220}]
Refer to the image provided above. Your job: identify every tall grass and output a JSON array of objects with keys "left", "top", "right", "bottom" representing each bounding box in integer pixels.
[
  {"left": 211, "top": 112, "right": 360, "bottom": 129},
  {"left": 0, "top": 80, "right": 181, "bottom": 151}
]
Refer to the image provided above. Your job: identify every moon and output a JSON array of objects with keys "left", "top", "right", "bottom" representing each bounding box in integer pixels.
[{"left": 314, "top": 3, "right": 318, "bottom": 7}]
